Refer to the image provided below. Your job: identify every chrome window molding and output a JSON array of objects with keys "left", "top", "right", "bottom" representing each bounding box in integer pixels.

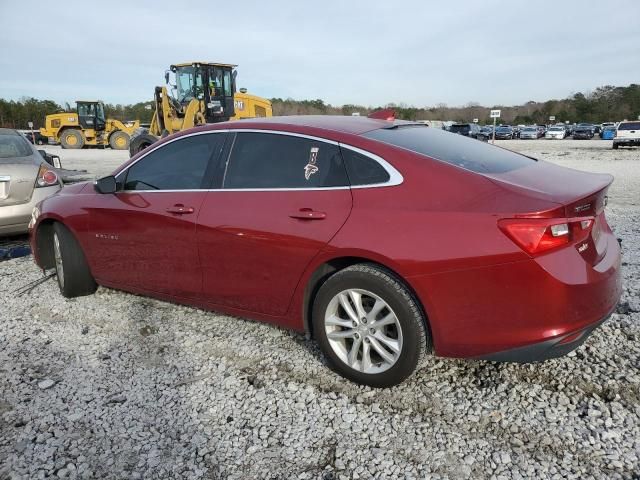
[{"left": 113, "top": 128, "right": 403, "bottom": 194}]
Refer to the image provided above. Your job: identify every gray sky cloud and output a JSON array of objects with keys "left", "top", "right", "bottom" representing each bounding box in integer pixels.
[{"left": 1, "top": 0, "right": 638, "bottom": 107}]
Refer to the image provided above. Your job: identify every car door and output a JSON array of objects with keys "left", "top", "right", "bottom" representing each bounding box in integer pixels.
[
  {"left": 85, "top": 132, "right": 226, "bottom": 297},
  {"left": 197, "top": 131, "right": 353, "bottom": 317}
]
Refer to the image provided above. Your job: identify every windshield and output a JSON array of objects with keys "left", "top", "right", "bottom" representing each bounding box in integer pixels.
[
  {"left": 77, "top": 103, "right": 96, "bottom": 116},
  {"left": 550, "top": 127, "right": 564, "bottom": 131},
  {"left": 449, "top": 124, "right": 470, "bottom": 133},
  {"left": 619, "top": 122, "right": 640, "bottom": 130},
  {"left": 363, "top": 126, "right": 535, "bottom": 174},
  {"left": 0, "top": 133, "right": 33, "bottom": 159},
  {"left": 523, "top": 127, "right": 537, "bottom": 131},
  {"left": 496, "top": 126, "right": 511, "bottom": 131},
  {"left": 175, "top": 66, "right": 204, "bottom": 103}
]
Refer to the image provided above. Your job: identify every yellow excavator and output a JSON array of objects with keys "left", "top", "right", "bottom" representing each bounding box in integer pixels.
[
  {"left": 129, "top": 61, "right": 272, "bottom": 156},
  {"left": 40, "top": 101, "right": 139, "bottom": 150}
]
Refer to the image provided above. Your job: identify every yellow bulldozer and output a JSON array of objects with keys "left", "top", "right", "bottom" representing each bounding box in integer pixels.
[
  {"left": 40, "top": 101, "right": 140, "bottom": 150},
  {"left": 129, "top": 61, "right": 272, "bottom": 156}
]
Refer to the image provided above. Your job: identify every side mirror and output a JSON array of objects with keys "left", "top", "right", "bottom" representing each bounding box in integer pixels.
[{"left": 94, "top": 175, "right": 117, "bottom": 194}]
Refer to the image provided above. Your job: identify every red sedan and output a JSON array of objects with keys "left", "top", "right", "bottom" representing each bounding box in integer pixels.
[{"left": 29, "top": 116, "right": 622, "bottom": 387}]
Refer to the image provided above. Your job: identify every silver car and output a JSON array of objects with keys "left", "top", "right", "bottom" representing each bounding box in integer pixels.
[{"left": 1, "top": 129, "right": 62, "bottom": 236}]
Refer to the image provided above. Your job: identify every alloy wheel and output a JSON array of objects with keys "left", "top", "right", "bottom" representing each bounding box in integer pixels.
[{"left": 324, "top": 289, "right": 403, "bottom": 374}]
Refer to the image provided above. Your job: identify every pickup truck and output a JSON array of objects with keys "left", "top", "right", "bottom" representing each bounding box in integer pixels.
[{"left": 613, "top": 121, "right": 640, "bottom": 149}]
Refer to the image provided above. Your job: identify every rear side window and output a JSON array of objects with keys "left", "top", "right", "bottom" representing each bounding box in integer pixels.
[
  {"left": 618, "top": 122, "right": 640, "bottom": 130},
  {"left": 0, "top": 134, "right": 32, "bottom": 159},
  {"left": 341, "top": 148, "right": 390, "bottom": 186},
  {"left": 363, "top": 126, "right": 535, "bottom": 173},
  {"left": 224, "top": 132, "right": 348, "bottom": 189},
  {"left": 123, "top": 133, "right": 223, "bottom": 190}
]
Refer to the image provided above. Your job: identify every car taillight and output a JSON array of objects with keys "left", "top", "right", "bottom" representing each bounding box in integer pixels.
[
  {"left": 498, "top": 217, "right": 594, "bottom": 255},
  {"left": 35, "top": 164, "right": 59, "bottom": 188}
]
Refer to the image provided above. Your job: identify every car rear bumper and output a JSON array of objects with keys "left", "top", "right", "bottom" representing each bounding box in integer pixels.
[
  {"left": 475, "top": 311, "right": 612, "bottom": 362},
  {"left": 613, "top": 138, "right": 640, "bottom": 147},
  {"left": 0, "top": 185, "right": 60, "bottom": 237},
  {"left": 409, "top": 231, "right": 622, "bottom": 361}
]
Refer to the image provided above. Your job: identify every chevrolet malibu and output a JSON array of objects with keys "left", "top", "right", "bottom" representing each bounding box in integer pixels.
[{"left": 29, "top": 116, "right": 622, "bottom": 387}]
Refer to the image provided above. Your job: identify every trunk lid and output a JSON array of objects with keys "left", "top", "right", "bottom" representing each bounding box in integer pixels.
[
  {"left": 0, "top": 158, "right": 40, "bottom": 207},
  {"left": 486, "top": 160, "right": 612, "bottom": 265}
]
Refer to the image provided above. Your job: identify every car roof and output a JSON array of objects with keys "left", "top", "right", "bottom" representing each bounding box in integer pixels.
[
  {"left": 212, "top": 115, "right": 396, "bottom": 135},
  {"left": 0, "top": 128, "right": 20, "bottom": 136}
]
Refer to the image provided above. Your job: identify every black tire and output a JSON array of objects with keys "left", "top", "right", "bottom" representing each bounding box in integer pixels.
[
  {"left": 109, "top": 130, "right": 130, "bottom": 150},
  {"left": 52, "top": 223, "right": 97, "bottom": 298},
  {"left": 312, "top": 264, "right": 429, "bottom": 387},
  {"left": 60, "top": 129, "right": 85, "bottom": 149},
  {"left": 129, "top": 132, "right": 159, "bottom": 157},
  {"left": 612, "top": 143, "right": 619, "bottom": 150}
]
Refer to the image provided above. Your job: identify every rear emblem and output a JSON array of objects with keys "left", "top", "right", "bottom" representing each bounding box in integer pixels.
[
  {"left": 574, "top": 203, "right": 591, "bottom": 213},
  {"left": 304, "top": 147, "right": 319, "bottom": 180},
  {"left": 578, "top": 243, "right": 588, "bottom": 252}
]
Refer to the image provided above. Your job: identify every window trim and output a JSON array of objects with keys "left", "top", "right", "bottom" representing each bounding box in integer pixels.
[{"left": 114, "top": 128, "right": 403, "bottom": 193}]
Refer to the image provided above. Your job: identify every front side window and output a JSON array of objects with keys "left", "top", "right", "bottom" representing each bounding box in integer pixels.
[
  {"left": 123, "top": 134, "right": 224, "bottom": 191},
  {"left": 223, "top": 133, "right": 348, "bottom": 189}
]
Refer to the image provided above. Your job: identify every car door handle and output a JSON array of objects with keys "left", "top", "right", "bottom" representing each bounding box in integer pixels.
[
  {"left": 166, "top": 204, "right": 195, "bottom": 215},
  {"left": 289, "top": 208, "right": 326, "bottom": 220}
]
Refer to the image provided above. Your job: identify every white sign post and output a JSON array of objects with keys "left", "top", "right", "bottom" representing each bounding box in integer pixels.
[
  {"left": 27, "top": 121, "right": 35, "bottom": 144},
  {"left": 490, "top": 110, "right": 501, "bottom": 144}
]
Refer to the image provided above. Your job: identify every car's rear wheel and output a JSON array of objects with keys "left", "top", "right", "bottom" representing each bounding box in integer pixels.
[
  {"left": 52, "top": 223, "right": 97, "bottom": 298},
  {"left": 312, "top": 264, "right": 429, "bottom": 387}
]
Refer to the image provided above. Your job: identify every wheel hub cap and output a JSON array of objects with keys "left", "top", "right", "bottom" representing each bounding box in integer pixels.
[{"left": 324, "top": 288, "right": 403, "bottom": 374}]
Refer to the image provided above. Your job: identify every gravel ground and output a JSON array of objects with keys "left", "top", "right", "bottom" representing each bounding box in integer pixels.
[{"left": 1, "top": 139, "right": 639, "bottom": 479}]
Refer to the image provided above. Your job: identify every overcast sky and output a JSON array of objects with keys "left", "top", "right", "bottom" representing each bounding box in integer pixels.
[{"left": 1, "top": 1, "right": 638, "bottom": 108}]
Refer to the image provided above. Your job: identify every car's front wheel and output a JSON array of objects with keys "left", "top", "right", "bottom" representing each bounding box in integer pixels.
[
  {"left": 312, "top": 264, "right": 430, "bottom": 387},
  {"left": 52, "top": 223, "right": 97, "bottom": 298}
]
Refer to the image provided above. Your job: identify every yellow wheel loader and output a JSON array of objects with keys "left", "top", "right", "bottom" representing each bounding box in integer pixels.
[
  {"left": 40, "top": 101, "right": 140, "bottom": 150},
  {"left": 129, "top": 62, "right": 272, "bottom": 156}
]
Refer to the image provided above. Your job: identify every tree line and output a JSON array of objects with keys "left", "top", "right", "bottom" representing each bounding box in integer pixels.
[{"left": 1, "top": 84, "right": 638, "bottom": 130}]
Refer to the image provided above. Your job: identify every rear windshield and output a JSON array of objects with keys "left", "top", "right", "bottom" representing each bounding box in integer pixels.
[
  {"left": 618, "top": 122, "right": 640, "bottom": 130},
  {"left": 449, "top": 124, "right": 470, "bottom": 133},
  {"left": 363, "top": 126, "right": 536, "bottom": 174},
  {"left": 0, "top": 134, "right": 33, "bottom": 159}
]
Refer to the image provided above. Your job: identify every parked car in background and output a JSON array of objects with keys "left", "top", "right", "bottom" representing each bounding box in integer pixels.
[
  {"left": 494, "top": 126, "right": 514, "bottom": 140},
  {"left": 577, "top": 123, "right": 596, "bottom": 135},
  {"left": 519, "top": 126, "right": 540, "bottom": 139},
  {"left": 0, "top": 128, "right": 62, "bottom": 236},
  {"left": 545, "top": 126, "right": 566, "bottom": 140},
  {"left": 601, "top": 122, "right": 616, "bottom": 131},
  {"left": 21, "top": 130, "right": 48, "bottom": 146},
  {"left": 449, "top": 123, "right": 482, "bottom": 139},
  {"left": 600, "top": 126, "right": 616, "bottom": 140},
  {"left": 29, "top": 116, "right": 622, "bottom": 387},
  {"left": 512, "top": 125, "right": 521, "bottom": 138},
  {"left": 573, "top": 126, "right": 595, "bottom": 140},
  {"left": 613, "top": 121, "right": 640, "bottom": 149},
  {"left": 536, "top": 125, "right": 547, "bottom": 137},
  {"left": 479, "top": 125, "right": 494, "bottom": 141}
]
